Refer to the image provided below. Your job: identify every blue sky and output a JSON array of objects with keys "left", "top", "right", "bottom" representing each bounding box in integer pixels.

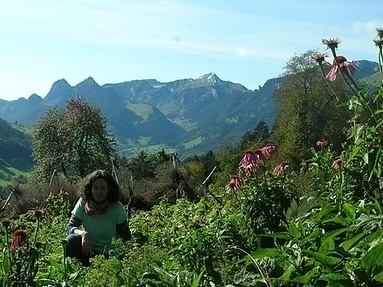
[{"left": 0, "top": 0, "right": 382, "bottom": 101}]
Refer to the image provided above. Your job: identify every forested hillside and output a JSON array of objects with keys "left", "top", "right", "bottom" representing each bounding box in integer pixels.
[{"left": 0, "top": 118, "right": 33, "bottom": 187}]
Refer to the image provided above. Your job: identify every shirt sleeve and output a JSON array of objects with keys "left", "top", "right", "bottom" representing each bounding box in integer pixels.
[
  {"left": 72, "top": 198, "right": 84, "bottom": 220},
  {"left": 66, "top": 215, "right": 82, "bottom": 235},
  {"left": 115, "top": 201, "right": 128, "bottom": 224},
  {"left": 66, "top": 199, "right": 84, "bottom": 235},
  {"left": 115, "top": 202, "right": 130, "bottom": 241}
]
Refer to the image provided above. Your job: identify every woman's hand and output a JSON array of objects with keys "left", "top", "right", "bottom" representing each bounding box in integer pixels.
[{"left": 81, "top": 231, "right": 93, "bottom": 256}]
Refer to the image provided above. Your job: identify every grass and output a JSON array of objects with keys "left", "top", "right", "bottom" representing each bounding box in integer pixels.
[
  {"left": 0, "top": 159, "right": 30, "bottom": 188},
  {"left": 172, "top": 118, "right": 197, "bottom": 131},
  {"left": 182, "top": 136, "right": 203, "bottom": 149},
  {"left": 116, "top": 137, "right": 177, "bottom": 158},
  {"left": 127, "top": 102, "right": 153, "bottom": 120}
]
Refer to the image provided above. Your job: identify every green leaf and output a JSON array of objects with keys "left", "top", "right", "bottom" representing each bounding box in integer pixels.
[
  {"left": 363, "top": 152, "right": 369, "bottom": 164},
  {"left": 323, "top": 272, "right": 353, "bottom": 287},
  {"left": 373, "top": 270, "right": 383, "bottom": 282},
  {"left": 249, "top": 248, "right": 281, "bottom": 259},
  {"left": 320, "top": 228, "right": 349, "bottom": 253},
  {"left": 341, "top": 231, "right": 367, "bottom": 252},
  {"left": 342, "top": 202, "right": 357, "bottom": 219},
  {"left": 260, "top": 232, "right": 292, "bottom": 240},
  {"left": 369, "top": 145, "right": 382, "bottom": 180},
  {"left": 303, "top": 250, "right": 341, "bottom": 268},
  {"left": 289, "top": 223, "right": 300, "bottom": 237},
  {"left": 317, "top": 204, "right": 337, "bottom": 220},
  {"left": 191, "top": 269, "right": 205, "bottom": 287},
  {"left": 292, "top": 267, "right": 319, "bottom": 284},
  {"left": 322, "top": 217, "right": 350, "bottom": 226},
  {"left": 320, "top": 236, "right": 335, "bottom": 253},
  {"left": 362, "top": 242, "right": 383, "bottom": 270},
  {"left": 278, "top": 265, "right": 295, "bottom": 281},
  {"left": 2, "top": 254, "right": 10, "bottom": 274}
]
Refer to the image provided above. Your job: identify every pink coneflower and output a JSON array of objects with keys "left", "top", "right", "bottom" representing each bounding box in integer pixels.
[
  {"left": 311, "top": 53, "right": 329, "bottom": 64},
  {"left": 316, "top": 139, "right": 328, "bottom": 148},
  {"left": 331, "top": 158, "right": 344, "bottom": 169},
  {"left": 10, "top": 229, "right": 29, "bottom": 251},
  {"left": 228, "top": 175, "right": 244, "bottom": 190},
  {"left": 272, "top": 161, "right": 289, "bottom": 176},
  {"left": 322, "top": 38, "right": 341, "bottom": 50},
  {"left": 326, "top": 56, "right": 357, "bottom": 81},
  {"left": 260, "top": 144, "right": 276, "bottom": 157},
  {"left": 253, "top": 149, "right": 265, "bottom": 164},
  {"left": 239, "top": 150, "right": 265, "bottom": 175}
]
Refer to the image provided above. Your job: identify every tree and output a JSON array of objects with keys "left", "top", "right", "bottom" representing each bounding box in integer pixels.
[
  {"left": 270, "top": 50, "right": 351, "bottom": 168},
  {"left": 130, "top": 151, "right": 155, "bottom": 180},
  {"left": 31, "top": 98, "right": 116, "bottom": 183},
  {"left": 239, "top": 121, "right": 270, "bottom": 150}
]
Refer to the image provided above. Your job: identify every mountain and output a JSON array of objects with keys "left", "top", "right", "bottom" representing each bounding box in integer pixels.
[
  {"left": 0, "top": 60, "right": 379, "bottom": 158},
  {"left": 103, "top": 73, "right": 280, "bottom": 153}
]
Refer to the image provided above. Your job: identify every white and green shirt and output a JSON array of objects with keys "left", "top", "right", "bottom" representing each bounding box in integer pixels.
[{"left": 71, "top": 198, "right": 128, "bottom": 253}]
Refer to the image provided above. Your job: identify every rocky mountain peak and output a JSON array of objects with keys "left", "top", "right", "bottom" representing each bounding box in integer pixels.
[
  {"left": 76, "top": 77, "right": 100, "bottom": 90},
  {"left": 49, "top": 79, "right": 72, "bottom": 93},
  {"left": 197, "top": 73, "right": 222, "bottom": 85}
]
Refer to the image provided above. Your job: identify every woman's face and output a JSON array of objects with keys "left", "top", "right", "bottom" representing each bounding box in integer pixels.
[{"left": 91, "top": 178, "right": 108, "bottom": 202}]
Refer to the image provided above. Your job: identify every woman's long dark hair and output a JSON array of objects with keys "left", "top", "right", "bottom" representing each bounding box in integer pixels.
[{"left": 79, "top": 170, "right": 121, "bottom": 203}]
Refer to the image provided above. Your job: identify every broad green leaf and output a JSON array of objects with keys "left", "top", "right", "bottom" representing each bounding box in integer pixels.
[
  {"left": 322, "top": 217, "right": 350, "bottom": 226},
  {"left": 249, "top": 248, "right": 281, "bottom": 259},
  {"left": 191, "top": 269, "right": 205, "bottom": 287},
  {"left": 306, "top": 228, "right": 322, "bottom": 242},
  {"left": 320, "top": 228, "right": 348, "bottom": 253},
  {"left": 320, "top": 236, "right": 335, "bottom": 253},
  {"left": 342, "top": 202, "right": 357, "bottom": 219},
  {"left": 259, "top": 232, "right": 292, "bottom": 240},
  {"left": 341, "top": 231, "right": 367, "bottom": 252},
  {"left": 362, "top": 242, "right": 383, "bottom": 270},
  {"left": 323, "top": 272, "right": 353, "bottom": 287},
  {"left": 278, "top": 265, "right": 295, "bottom": 281},
  {"left": 303, "top": 250, "right": 341, "bottom": 268},
  {"left": 323, "top": 273, "right": 354, "bottom": 287},
  {"left": 349, "top": 145, "right": 361, "bottom": 160},
  {"left": 322, "top": 228, "right": 348, "bottom": 242},
  {"left": 292, "top": 267, "right": 319, "bottom": 284},
  {"left": 373, "top": 270, "right": 383, "bottom": 282},
  {"left": 317, "top": 204, "right": 337, "bottom": 220},
  {"left": 289, "top": 223, "right": 300, "bottom": 237},
  {"left": 323, "top": 273, "right": 349, "bottom": 280}
]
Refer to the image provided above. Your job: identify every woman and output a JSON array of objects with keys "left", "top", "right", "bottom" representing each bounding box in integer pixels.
[{"left": 65, "top": 170, "right": 131, "bottom": 265}]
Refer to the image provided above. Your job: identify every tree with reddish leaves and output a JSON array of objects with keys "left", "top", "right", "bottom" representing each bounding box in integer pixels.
[{"left": 31, "top": 98, "right": 115, "bottom": 183}]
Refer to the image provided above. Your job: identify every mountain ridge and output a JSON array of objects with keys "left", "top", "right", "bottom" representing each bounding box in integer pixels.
[{"left": 0, "top": 59, "right": 379, "bottom": 158}]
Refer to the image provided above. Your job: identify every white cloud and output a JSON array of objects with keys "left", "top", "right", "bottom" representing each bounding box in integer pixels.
[{"left": 352, "top": 20, "right": 383, "bottom": 33}]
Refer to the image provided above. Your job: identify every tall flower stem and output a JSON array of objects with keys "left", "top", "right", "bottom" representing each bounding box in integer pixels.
[
  {"left": 318, "top": 64, "right": 340, "bottom": 101},
  {"left": 62, "top": 239, "right": 68, "bottom": 285},
  {"left": 4, "top": 225, "right": 12, "bottom": 269},
  {"left": 378, "top": 45, "right": 383, "bottom": 83},
  {"left": 33, "top": 218, "right": 40, "bottom": 246}
]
